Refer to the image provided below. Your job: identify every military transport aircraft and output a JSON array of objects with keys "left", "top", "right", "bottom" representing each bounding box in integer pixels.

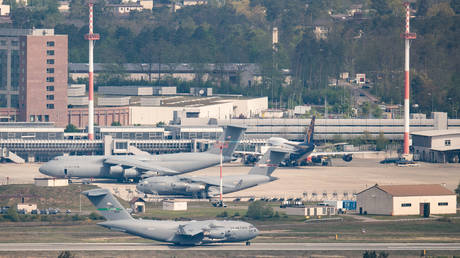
[
  {"left": 136, "top": 147, "right": 289, "bottom": 198},
  {"left": 83, "top": 188, "right": 259, "bottom": 245},
  {"left": 39, "top": 126, "right": 245, "bottom": 181}
]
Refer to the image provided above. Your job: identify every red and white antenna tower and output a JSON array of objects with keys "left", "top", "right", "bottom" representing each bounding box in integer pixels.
[
  {"left": 402, "top": 2, "right": 416, "bottom": 155},
  {"left": 84, "top": 3, "right": 100, "bottom": 140}
]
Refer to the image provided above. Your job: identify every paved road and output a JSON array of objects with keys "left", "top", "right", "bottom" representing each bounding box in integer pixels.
[{"left": 1, "top": 243, "right": 460, "bottom": 251}]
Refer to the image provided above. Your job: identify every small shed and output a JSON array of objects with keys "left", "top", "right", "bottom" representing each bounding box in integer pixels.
[
  {"left": 283, "top": 206, "right": 336, "bottom": 217},
  {"left": 163, "top": 200, "right": 187, "bottom": 211},
  {"left": 357, "top": 184, "right": 457, "bottom": 216},
  {"left": 17, "top": 203, "right": 37, "bottom": 214},
  {"left": 129, "top": 197, "right": 146, "bottom": 213},
  {"left": 34, "top": 178, "right": 69, "bottom": 187}
]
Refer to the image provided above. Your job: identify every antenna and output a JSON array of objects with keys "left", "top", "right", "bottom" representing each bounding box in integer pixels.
[
  {"left": 84, "top": 3, "right": 100, "bottom": 140},
  {"left": 401, "top": 2, "right": 416, "bottom": 156}
]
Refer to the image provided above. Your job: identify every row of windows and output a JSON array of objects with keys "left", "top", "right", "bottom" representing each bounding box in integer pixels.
[
  {"left": 29, "top": 115, "right": 50, "bottom": 122},
  {"left": 401, "top": 202, "right": 449, "bottom": 207},
  {"left": 0, "top": 40, "right": 19, "bottom": 46}
]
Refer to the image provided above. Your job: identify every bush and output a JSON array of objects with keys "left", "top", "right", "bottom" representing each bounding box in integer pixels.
[
  {"left": 5, "top": 207, "right": 19, "bottom": 222},
  {"left": 246, "top": 201, "right": 274, "bottom": 220},
  {"left": 58, "top": 251, "right": 75, "bottom": 258},
  {"left": 89, "top": 212, "right": 104, "bottom": 220},
  {"left": 216, "top": 211, "right": 228, "bottom": 218},
  {"left": 71, "top": 214, "right": 83, "bottom": 221}
]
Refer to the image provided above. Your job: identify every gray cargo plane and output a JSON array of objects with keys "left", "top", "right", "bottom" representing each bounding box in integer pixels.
[
  {"left": 136, "top": 148, "right": 289, "bottom": 198},
  {"left": 39, "top": 126, "right": 245, "bottom": 181},
  {"left": 83, "top": 188, "right": 258, "bottom": 245}
]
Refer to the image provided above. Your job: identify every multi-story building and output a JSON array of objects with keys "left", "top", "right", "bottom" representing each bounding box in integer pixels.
[{"left": 0, "top": 29, "right": 68, "bottom": 126}]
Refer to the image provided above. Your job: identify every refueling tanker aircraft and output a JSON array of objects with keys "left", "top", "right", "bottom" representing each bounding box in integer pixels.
[
  {"left": 83, "top": 188, "right": 258, "bottom": 245},
  {"left": 39, "top": 126, "right": 246, "bottom": 181},
  {"left": 136, "top": 147, "right": 289, "bottom": 198}
]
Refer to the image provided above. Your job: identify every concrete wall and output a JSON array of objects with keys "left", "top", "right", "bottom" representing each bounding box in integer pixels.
[
  {"left": 392, "top": 195, "right": 457, "bottom": 215},
  {"left": 431, "top": 134, "right": 460, "bottom": 149},
  {"left": 357, "top": 187, "right": 393, "bottom": 215}
]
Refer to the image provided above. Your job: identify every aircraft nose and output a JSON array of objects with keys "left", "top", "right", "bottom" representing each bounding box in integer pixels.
[{"left": 39, "top": 162, "right": 59, "bottom": 177}]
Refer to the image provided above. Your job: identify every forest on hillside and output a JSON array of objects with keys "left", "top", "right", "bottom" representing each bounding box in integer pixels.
[{"left": 4, "top": 0, "right": 460, "bottom": 117}]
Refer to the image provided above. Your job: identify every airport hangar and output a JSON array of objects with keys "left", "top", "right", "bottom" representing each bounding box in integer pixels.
[{"left": 356, "top": 184, "right": 457, "bottom": 216}]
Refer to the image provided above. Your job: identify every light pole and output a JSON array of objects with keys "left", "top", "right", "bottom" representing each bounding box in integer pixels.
[{"left": 427, "top": 92, "right": 433, "bottom": 114}]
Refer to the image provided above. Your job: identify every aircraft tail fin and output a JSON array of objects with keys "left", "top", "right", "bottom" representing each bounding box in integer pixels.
[
  {"left": 207, "top": 125, "right": 246, "bottom": 158},
  {"left": 82, "top": 188, "right": 133, "bottom": 221},
  {"left": 248, "top": 148, "right": 289, "bottom": 176},
  {"left": 304, "top": 116, "right": 315, "bottom": 145}
]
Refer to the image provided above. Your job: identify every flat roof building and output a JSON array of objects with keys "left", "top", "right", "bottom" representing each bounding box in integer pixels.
[
  {"left": 412, "top": 129, "right": 460, "bottom": 163},
  {"left": 357, "top": 184, "right": 457, "bottom": 216}
]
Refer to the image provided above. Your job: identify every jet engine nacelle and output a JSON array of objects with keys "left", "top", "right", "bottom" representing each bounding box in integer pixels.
[
  {"left": 109, "top": 165, "right": 123, "bottom": 177},
  {"left": 171, "top": 181, "right": 188, "bottom": 190},
  {"left": 123, "top": 168, "right": 139, "bottom": 178},
  {"left": 185, "top": 183, "right": 205, "bottom": 193},
  {"left": 342, "top": 154, "right": 353, "bottom": 162},
  {"left": 206, "top": 228, "right": 226, "bottom": 239}
]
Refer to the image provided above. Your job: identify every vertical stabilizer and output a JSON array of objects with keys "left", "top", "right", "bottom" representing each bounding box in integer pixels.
[
  {"left": 304, "top": 116, "right": 316, "bottom": 145},
  {"left": 82, "top": 188, "right": 133, "bottom": 221},
  {"left": 248, "top": 148, "right": 288, "bottom": 176},
  {"left": 208, "top": 125, "right": 246, "bottom": 158}
]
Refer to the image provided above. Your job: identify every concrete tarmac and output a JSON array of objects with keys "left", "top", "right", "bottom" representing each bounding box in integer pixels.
[
  {"left": 1, "top": 159, "right": 459, "bottom": 200},
  {"left": 1, "top": 242, "right": 460, "bottom": 251}
]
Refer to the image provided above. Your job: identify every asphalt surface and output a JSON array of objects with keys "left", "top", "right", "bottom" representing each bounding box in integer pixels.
[{"left": 1, "top": 243, "right": 460, "bottom": 251}]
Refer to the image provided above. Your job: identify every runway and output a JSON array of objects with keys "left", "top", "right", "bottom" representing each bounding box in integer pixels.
[{"left": 1, "top": 242, "right": 460, "bottom": 251}]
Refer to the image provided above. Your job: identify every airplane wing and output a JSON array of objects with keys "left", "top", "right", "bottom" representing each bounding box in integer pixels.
[
  {"left": 233, "top": 151, "right": 264, "bottom": 157},
  {"left": 104, "top": 157, "right": 178, "bottom": 176},
  {"left": 177, "top": 223, "right": 205, "bottom": 236},
  {"left": 309, "top": 151, "right": 378, "bottom": 157},
  {"left": 178, "top": 175, "right": 236, "bottom": 188}
]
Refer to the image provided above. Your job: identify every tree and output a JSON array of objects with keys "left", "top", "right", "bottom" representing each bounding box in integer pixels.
[
  {"left": 5, "top": 207, "right": 19, "bottom": 222},
  {"left": 111, "top": 121, "right": 121, "bottom": 126},
  {"left": 246, "top": 201, "right": 274, "bottom": 219},
  {"left": 64, "top": 124, "right": 80, "bottom": 133},
  {"left": 375, "top": 132, "right": 389, "bottom": 151}
]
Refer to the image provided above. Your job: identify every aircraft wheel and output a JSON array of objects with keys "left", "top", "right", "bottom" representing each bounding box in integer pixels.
[
  {"left": 67, "top": 179, "right": 72, "bottom": 184},
  {"left": 246, "top": 241, "right": 251, "bottom": 246}
]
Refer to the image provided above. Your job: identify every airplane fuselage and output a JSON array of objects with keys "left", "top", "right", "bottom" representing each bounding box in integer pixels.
[
  {"left": 98, "top": 219, "right": 258, "bottom": 245},
  {"left": 39, "top": 153, "right": 228, "bottom": 180},
  {"left": 137, "top": 174, "right": 276, "bottom": 197}
]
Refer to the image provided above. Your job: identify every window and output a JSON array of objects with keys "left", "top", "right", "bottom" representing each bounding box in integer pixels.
[
  {"left": 46, "top": 104, "right": 54, "bottom": 109},
  {"left": 46, "top": 86, "right": 54, "bottom": 91},
  {"left": 122, "top": 132, "right": 130, "bottom": 139},
  {"left": 46, "top": 77, "right": 54, "bottom": 82},
  {"left": 46, "top": 95, "right": 54, "bottom": 100},
  {"left": 46, "top": 68, "right": 54, "bottom": 74},
  {"left": 46, "top": 50, "right": 54, "bottom": 56},
  {"left": 11, "top": 41, "right": 18, "bottom": 46},
  {"left": 7, "top": 132, "right": 15, "bottom": 138},
  {"left": 44, "top": 115, "right": 49, "bottom": 122},
  {"left": 46, "top": 41, "right": 55, "bottom": 47},
  {"left": 445, "top": 140, "right": 451, "bottom": 146},
  {"left": 48, "top": 132, "right": 56, "bottom": 139},
  {"left": 438, "top": 202, "right": 448, "bottom": 206},
  {"left": 47, "top": 59, "right": 54, "bottom": 64},
  {"left": 37, "top": 115, "right": 42, "bottom": 121},
  {"left": 29, "top": 115, "right": 35, "bottom": 122},
  {"left": 401, "top": 203, "right": 411, "bottom": 207},
  {"left": 135, "top": 132, "right": 143, "bottom": 139},
  {"left": 0, "top": 40, "right": 5, "bottom": 46}
]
